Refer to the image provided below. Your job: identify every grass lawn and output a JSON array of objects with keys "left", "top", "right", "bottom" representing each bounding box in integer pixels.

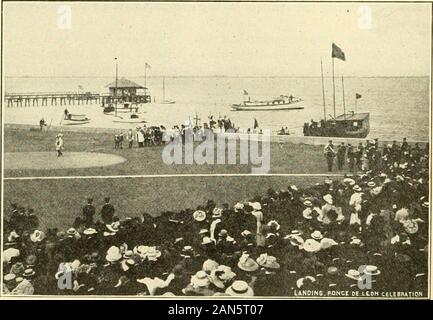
[
  {"left": 3, "top": 126, "right": 341, "bottom": 177},
  {"left": 4, "top": 176, "right": 327, "bottom": 230},
  {"left": 3, "top": 126, "right": 352, "bottom": 230}
]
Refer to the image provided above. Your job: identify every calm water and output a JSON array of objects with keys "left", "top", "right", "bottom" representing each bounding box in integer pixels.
[{"left": 4, "top": 76, "right": 430, "bottom": 140}]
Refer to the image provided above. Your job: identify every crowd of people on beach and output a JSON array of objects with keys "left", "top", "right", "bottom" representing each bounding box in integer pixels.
[
  {"left": 3, "top": 138, "right": 429, "bottom": 296},
  {"left": 112, "top": 115, "right": 260, "bottom": 149}
]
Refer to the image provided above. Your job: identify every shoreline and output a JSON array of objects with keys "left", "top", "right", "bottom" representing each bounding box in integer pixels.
[{"left": 4, "top": 123, "right": 429, "bottom": 146}]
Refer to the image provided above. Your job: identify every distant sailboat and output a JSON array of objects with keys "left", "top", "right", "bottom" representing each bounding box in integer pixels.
[{"left": 161, "top": 77, "right": 176, "bottom": 104}]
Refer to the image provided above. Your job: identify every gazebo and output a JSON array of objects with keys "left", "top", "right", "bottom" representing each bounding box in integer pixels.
[{"left": 104, "top": 77, "right": 151, "bottom": 104}]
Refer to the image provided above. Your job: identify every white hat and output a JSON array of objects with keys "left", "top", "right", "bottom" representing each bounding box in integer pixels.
[
  {"left": 362, "top": 265, "right": 381, "bottom": 276},
  {"left": 212, "top": 207, "right": 223, "bottom": 218},
  {"left": 3, "top": 248, "right": 20, "bottom": 263},
  {"left": 323, "top": 194, "right": 333, "bottom": 205},
  {"left": 296, "top": 276, "right": 316, "bottom": 289},
  {"left": 311, "top": 230, "right": 323, "bottom": 240},
  {"left": 193, "top": 210, "right": 206, "bottom": 222},
  {"left": 30, "top": 230, "right": 45, "bottom": 242},
  {"left": 353, "top": 185, "right": 362, "bottom": 192},
  {"left": 303, "top": 239, "right": 321, "bottom": 253},
  {"left": 202, "top": 259, "right": 219, "bottom": 273},
  {"left": 225, "top": 280, "right": 254, "bottom": 296},
  {"left": 267, "top": 220, "right": 281, "bottom": 231},
  {"left": 345, "top": 269, "right": 362, "bottom": 281},
  {"left": 83, "top": 228, "right": 98, "bottom": 236},
  {"left": 250, "top": 202, "right": 262, "bottom": 211},
  {"left": 320, "top": 237, "right": 338, "bottom": 249},
  {"left": 106, "top": 246, "right": 122, "bottom": 263},
  {"left": 190, "top": 270, "right": 211, "bottom": 288},
  {"left": 234, "top": 202, "right": 244, "bottom": 212}
]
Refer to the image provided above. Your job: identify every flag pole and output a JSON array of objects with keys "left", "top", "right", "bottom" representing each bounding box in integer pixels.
[
  {"left": 342, "top": 75, "right": 346, "bottom": 120},
  {"left": 332, "top": 57, "right": 336, "bottom": 118},
  {"left": 320, "top": 57, "right": 327, "bottom": 121}
]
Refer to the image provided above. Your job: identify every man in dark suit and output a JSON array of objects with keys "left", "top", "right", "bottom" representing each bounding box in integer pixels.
[
  {"left": 336, "top": 142, "right": 347, "bottom": 170},
  {"left": 82, "top": 198, "right": 96, "bottom": 227},
  {"left": 101, "top": 197, "right": 115, "bottom": 224}
]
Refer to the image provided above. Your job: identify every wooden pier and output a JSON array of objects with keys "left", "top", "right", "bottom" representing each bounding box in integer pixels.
[
  {"left": 4, "top": 91, "right": 151, "bottom": 107},
  {"left": 4, "top": 92, "right": 102, "bottom": 107}
]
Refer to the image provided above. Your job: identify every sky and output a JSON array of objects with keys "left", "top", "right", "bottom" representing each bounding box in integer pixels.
[{"left": 3, "top": 2, "right": 431, "bottom": 77}]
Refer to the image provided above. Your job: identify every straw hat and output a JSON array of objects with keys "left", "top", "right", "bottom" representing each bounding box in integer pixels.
[
  {"left": 288, "top": 235, "right": 304, "bottom": 248},
  {"left": 83, "top": 228, "right": 98, "bottom": 236},
  {"left": 303, "top": 200, "right": 313, "bottom": 207},
  {"left": 267, "top": 220, "right": 281, "bottom": 231},
  {"left": 106, "top": 246, "right": 122, "bottom": 263},
  {"left": 3, "top": 248, "right": 20, "bottom": 263},
  {"left": 201, "top": 236, "right": 213, "bottom": 245},
  {"left": 237, "top": 253, "right": 259, "bottom": 272},
  {"left": 363, "top": 265, "right": 381, "bottom": 276},
  {"left": 30, "top": 230, "right": 45, "bottom": 242},
  {"left": 320, "top": 237, "right": 338, "bottom": 250},
  {"left": 212, "top": 208, "right": 223, "bottom": 219},
  {"left": 343, "top": 178, "right": 356, "bottom": 186},
  {"left": 202, "top": 259, "right": 219, "bottom": 273},
  {"left": 323, "top": 194, "right": 333, "bottom": 205},
  {"left": 353, "top": 185, "right": 362, "bottom": 192},
  {"left": 4, "top": 273, "right": 16, "bottom": 282},
  {"left": 311, "top": 230, "right": 323, "bottom": 240},
  {"left": 190, "top": 271, "right": 211, "bottom": 288},
  {"left": 303, "top": 239, "right": 321, "bottom": 253},
  {"left": 199, "top": 228, "right": 209, "bottom": 235},
  {"left": 402, "top": 219, "right": 419, "bottom": 234},
  {"left": 210, "top": 265, "right": 236, "bottom": 289},
  {"left": 296, "top": 276, "right": 316, "bottom": 289},
  {"left": 256, "top": 253, "right": 280, "bottom": 269},
  {"left": 225, "top": 280, "right": 254, "bottom": 296},
  {"left": 250, "top": 202, "right": 262, "bottom": 211},
  {"left": 23, "top": 268, "right": 36, "bottom": 278},
  {"left": 367, "top": 181, "right": 376, "bottom": 188},
  {"left": 345, "top": 269, "right": 362, "bottom": 281},
  {"left": 234, "top": 202, "right": 244, "bottom": 212},
  {"left": 193, "top": 210, "right": 206, "bottom": 222}
]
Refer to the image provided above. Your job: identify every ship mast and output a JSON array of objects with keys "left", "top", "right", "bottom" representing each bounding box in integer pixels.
[
  {"left": 342, "top": 75, "right": 346, "bottom": 120},
  {"left": 320, "top": 57, "right": 327, "bottom": 121},
  {"left": 332, "top": 56, "right": 336, "bottom": 118}
]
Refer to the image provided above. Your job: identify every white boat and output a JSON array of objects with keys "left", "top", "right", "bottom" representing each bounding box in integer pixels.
[
  {"left": 63, "top": 114, "right": 90, "bottom": 125},
  {"left": 160, "top": 77, "right": 176, "bottom": 104},
  {"left": 232, "top": 95, "right": 304, "bottom": 111}
]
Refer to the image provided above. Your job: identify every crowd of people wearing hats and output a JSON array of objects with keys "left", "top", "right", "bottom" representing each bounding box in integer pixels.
[
  {"left": 323, "top": 138, "right": 427, "bottom": 173},
  {"left": 3, "top": 138, "right": 429, "bottom": 296}
]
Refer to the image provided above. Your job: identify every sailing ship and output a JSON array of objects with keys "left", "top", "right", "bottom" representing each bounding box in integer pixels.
[
  {"left": 232, "top": 92, "right": 304, "bottom": 111},
  {"left": 160, "top": 78, "right": 176, "bottom": 104},
  {"left": 303, "top": 43, "right": 370, "bottom": 138}
]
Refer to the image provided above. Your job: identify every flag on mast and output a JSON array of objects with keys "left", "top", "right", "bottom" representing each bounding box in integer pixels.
[
  {"left": 243, "top": 90, "right": 249, "bottom": 95},
  {"left": 356, "top": 93, "right": 362, "bottom": 99},
  {"left": 145, "top": 62, "right": 151, "bottom": 69},
  {"left": 331, "top": 43, "right": 346, "bottom": 61},
  {"left": 254, "top": 118, "right": 259, "bottom": 129}
]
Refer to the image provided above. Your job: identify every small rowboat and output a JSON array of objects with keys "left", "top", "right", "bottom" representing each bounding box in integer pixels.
[
  {"left": 63, "top": 114, "right": 90, "bottom": 125},
  {"left": 112, "top": 114, "right": 147, "bottom": 124}
]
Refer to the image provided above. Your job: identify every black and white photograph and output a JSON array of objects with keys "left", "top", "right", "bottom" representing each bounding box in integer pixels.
[{"left": 1, "top": 1, "right": 431, "bottom": 300}]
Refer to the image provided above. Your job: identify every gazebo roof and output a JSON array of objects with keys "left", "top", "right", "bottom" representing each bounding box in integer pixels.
[{"left": 106, "top": 77, "right": 146, "bottom": 89}]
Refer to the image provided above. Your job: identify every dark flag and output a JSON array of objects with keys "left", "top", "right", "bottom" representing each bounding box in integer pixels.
[
  {"left": 243, "top": 90, "right": 249, "bottom": 95},
  {"left": 332, "top": 43, "right": 346, "bottom": 61},
  {"left": 356, "top": 93, "right": 362, "bottom": 99},
  {"left": 254, "top": 118, "right": 259, "bottom": 129}
]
